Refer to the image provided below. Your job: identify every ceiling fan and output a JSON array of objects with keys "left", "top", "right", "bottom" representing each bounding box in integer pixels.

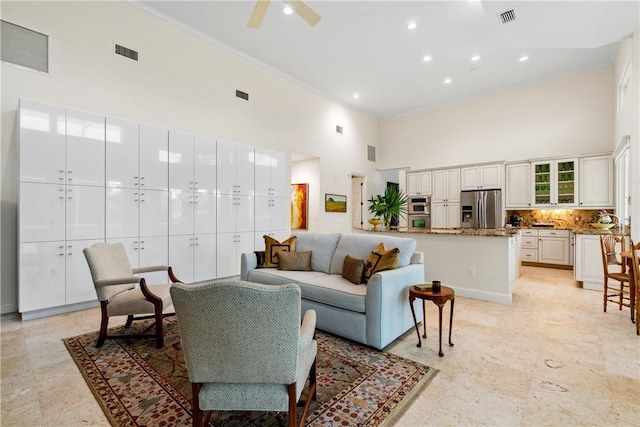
[{"left": 248, "top": 0, "right": 321, "bottom": 29}]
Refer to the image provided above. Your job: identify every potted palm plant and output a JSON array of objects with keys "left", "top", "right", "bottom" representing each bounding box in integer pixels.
[{"left": 368, "top": 186, "right": 409, "bottom": 230}]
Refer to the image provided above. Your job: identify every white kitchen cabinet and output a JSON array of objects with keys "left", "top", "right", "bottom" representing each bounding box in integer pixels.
[
  {"left": 65, "top": 185, "right": 105, "bottom": 241},
  {"left": 538, "top": 229, "right": 570, "bottom": 265},
  {"left": 431, "top": 202, "right": 460, "bottom": 228},
  {"left": 255, "top": 148, "right": 287, "bottom": 239},
  {"left": 217, "top": 231, "right": 254, "bottom": 278},
  {"left": 505, "top": 163, "right": 532, "bottom": 208},
  {"left": 520, "top": 229, "right": 538, "bottom": 262},
  {"left": 532, "top": 158, "right": 578, "bottom": 208},
  {"left": 407, "top": 171, "right": 432, "bottom": 196},
  {"left": 217, "top": 139, "right": 255, "bottom": 196},
  {"left": 139, "top": 124, "right": 169, "bottom": 191},
  {"left": 19, "top": 99, "right": 66, "bottom": 184},
  {"left": 579, "top": 155, "right": 614, "bottom": 208},
  {"left": 109, "top": 236, "right": 169, "bottom": 285},
  {"left": 139, "top": 189, "right": 169, "bottom": 237},
  {"left": 65, "top": 109, "right": 105, "bottom": 187},
  {"left": 574, "top": 234, "right": 605, "bottom": 290},
  {"left": 169, "top": 234, "right": 217, "bottom": 283},
  {"left": 19, "top": 241, "right": 66, "bottom": 312},
  {"left": 19, "top": 182, "right": 66, "bottom": 243},
  {"left": 194, "top": 136, "right": 217, "bottom": 194},
  {"left": 106, "top": 117, "right": 139, "bottom": 188},
  {"left": 461, "top": 164, "right": 502, "bottom": 190},
  {"left": 169, "top": 131, "right": 195, "bottom": 192},
  {"left": 432, "top": 168, "right": 460, "bottom": 203},
  {"left": 65, "top": 239, "right": 102, "bottom": 305}
]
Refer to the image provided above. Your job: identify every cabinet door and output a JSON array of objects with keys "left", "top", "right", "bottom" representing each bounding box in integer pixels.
[
  {"left": 419, "top": 172, "right": 432, "bottom": 195},
  {"left": 139, "top": 125, "right": 168, "bottom": 191},
  {"left": 505, "top": 163, "right": 531, "bottom": 208},
  {"left": 432, "top": 171, "right": 447, "bottom": 202},
  {"left": 194, "top": 192, "right": 216, "bottom": 235},
  {"left": 532, "top": 161, "right": 553, "bottom": 206},
  {"left": 106, "top": 188, "right": 139, "bottom": 239},
  {"left": 194, "top": 136, "right": 217, "bottom": 194},
  {"left": 194, "top": 234, "right": 216, "bottom": 282},
  {"left": 106, "top": 117, "right": 139, "bottom": 189},
  {"left": 270, "top": 197, "right": 287, "bottom": 234},
  {"left": 216, "top": 232, "right": 238, "bottom": 278},
  {"left": 139, "top": 235, "right": 169, "bottom": 285},
  {"left": 19, "top": 182, "right": 65, "bottom": 243},
  {"left": 579, "top": 156, "right": 613, "bottom": 208},
  {"left": 139, "top": 189, "right": 168, "bottom": 237},
  {"left": 574, "top": 235, "right": 604, "bottom": 283},
  {"left": 555, "top": 159, "right": 577, "bottom": 207},
  {"left": 169, "top": 190, "right": 194, "bottom": 236},
  {"left": 236, "top": 195, "right": 255, "bottom": 233},
  {"left": 446, "top": 169, "right": 461, "bottom": 201},
  {"left": 270, "top": 151, "right": 286, "bottom": 198},
  {"left": 431, "top": 203, "right": 446, "bottom": 228},
  {"left": 407, "top": 174, "right": 419, "bottom": 195},
  {"left": 66, "top": 185, "right": 105, "bottom": 241},
  {"left": 461, "top": 167, "right": 481, "bottom": 190},
  {"left": 65, "top": 239, "right": 102, "bottom": 304},
  {"left": 481, "top": 164, "right": 502, "bottom": 189},
  {"left": 169, "top": 235, "right": 195, "bottom": 284},
  {"left": 538, "top": 237, "right": 569, "bottom": 265},
  {"left": 66, "top": 109, "right": 105, "bottom": 186},
  {"left": 447, "top": 203, "right": 460, "bottom": 228},
  {"left": 255, "top": 195, "right": 271, "bottom": 232},
  {"left": 19, "top": 99, "right": 66, "bottom": 184},
  {"left": 217, "top": 194, "right": 237, "bottom": 233},
  {"left": 254, "top": 148, "right": 272, "bottom": 197},
  {"left": 216, "top": 139, "right": 237, "bottom": 195},
  {"left": 19, "top": 241, "right": 66, "bottom": 312},
  {"left": 236, "top": 143, "right": 255, "bottom": 196},
  {"left": 168, "top": 131, "right": 194, "bottom": 192}
]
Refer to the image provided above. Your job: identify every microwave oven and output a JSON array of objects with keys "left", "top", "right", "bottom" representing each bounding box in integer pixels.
[{"left": 409, "top": 196, "right": 430, "bottom": 215}]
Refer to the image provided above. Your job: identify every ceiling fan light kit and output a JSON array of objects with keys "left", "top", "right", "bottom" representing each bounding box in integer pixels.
[{"left": 248, "top": 0, "right": 321, "bottom": 29}]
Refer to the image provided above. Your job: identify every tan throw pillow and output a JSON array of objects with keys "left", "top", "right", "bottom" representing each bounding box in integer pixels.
[
  {"left": 264, "top": 235, "right": 297, "bottom": 268},
  {"left": 277, "top": 251, "right": 312, "bottom": 271},
  {"left": 342, "top": 255, "right": 365, "bottom": 285},
  {"left": 364, "top": 242, "right": 400, "bottom": 282}
]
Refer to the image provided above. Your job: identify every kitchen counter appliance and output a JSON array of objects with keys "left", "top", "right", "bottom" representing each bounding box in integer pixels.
[
  {"left": 460, "top": 189, "right": 502, "bottom": 229},
  {"left": 408, "top": 196, "right": 431, "bottom": 231}
]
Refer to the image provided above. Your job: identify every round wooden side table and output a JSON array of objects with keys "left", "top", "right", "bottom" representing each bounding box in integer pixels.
[{"left": 408, "top": 284, "right": 455, "bottom": 357}]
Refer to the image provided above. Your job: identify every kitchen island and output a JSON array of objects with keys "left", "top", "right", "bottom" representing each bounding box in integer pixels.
[{"left": 356, "top": 228, "right": 520, "bottom": 304}]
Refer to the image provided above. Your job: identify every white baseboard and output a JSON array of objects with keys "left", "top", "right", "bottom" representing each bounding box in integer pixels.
[
  {"left": 1, "top": 303, "right": 18, "bottom": 315},
  {"left": 453, "top": 287, "right": 513, "bottom": 305},
  {"left": 20, "top": 300, "right": 100, "bottom": 321}
]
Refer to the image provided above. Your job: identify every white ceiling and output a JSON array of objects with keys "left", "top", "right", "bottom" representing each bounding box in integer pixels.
[{"left": 139, "top": 1, "right": 639, "bottom": 118}]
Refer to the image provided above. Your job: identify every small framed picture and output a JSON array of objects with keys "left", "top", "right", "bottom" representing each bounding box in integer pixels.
[{"left": 325, "top": 194, "right": 347, "bottom": 213}]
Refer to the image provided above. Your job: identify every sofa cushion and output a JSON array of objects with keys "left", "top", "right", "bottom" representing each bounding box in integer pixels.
[
  {"left": 291, "top": 232, "right": 342, "bottom": 274},
  {"left": 277, "top": 251, "right": 312, "bottom": 271},
  {"left": 363, "top": 242, "right": 399, "bottom": 282},
  {"left": 263, "top": 235, "right": 296, "bottom": 268},
  {"left": 342, "top": 255, "right": 365, "bottom": 285},
  {"left": 330, "top": 234, "right": 417, "bottom": 275},
  {"left": 301, "top": 275, "right": 366, "bottom": 313},
  {"left": 247, "top": 269, "right": 328, "bottom": 287}
]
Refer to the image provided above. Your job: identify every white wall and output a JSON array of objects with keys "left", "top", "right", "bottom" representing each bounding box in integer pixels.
[
  {"left": 0, "top": 1, "right": 379, "bottom": 313},
  {"left": 378, "top": 66, "right": 615, "bottom": 170}
]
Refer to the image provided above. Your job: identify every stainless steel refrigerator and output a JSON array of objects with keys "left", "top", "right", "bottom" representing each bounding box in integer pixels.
[{"left": 460, "top": 189, "right": 502, "bottom": 229}]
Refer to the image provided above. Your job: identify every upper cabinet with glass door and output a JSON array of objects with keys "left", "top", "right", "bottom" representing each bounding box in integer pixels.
[{"left": 532, "top": 159, "right": 578, "bottom": 207}]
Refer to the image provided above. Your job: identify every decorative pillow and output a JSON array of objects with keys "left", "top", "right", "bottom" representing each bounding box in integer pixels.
[
  {"left": 263, "top": 235, "right": 297, "bottom": 268},
  {"left": 364, "top": 242, "right": 400, "bottom": 282},
  {"left": 342, "top": 255, "right": 365, "bottom": 285},
  {"left": 277, "top": 251, "right": 312, "bottom": 271}
]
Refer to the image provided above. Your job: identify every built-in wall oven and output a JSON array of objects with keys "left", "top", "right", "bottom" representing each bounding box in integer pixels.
[{"left": 408, "top": 196, "right": 431, "bottom": 231}]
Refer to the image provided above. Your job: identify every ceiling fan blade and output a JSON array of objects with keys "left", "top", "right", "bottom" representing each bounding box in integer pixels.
[
  {"left": 283, "top": 0, "right": 321, "bottom": 27},
  {"left": 248, "top": 0, "right": 270, "bottom": 29}
]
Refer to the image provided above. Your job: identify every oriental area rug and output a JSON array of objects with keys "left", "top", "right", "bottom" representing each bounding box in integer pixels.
[{"left": 63, "top": 317, "right": 437, "bottom": 426}]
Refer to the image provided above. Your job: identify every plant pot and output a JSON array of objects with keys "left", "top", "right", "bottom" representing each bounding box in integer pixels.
[{"left": 368, "top": 218, "right": 383, "bottom": 230}]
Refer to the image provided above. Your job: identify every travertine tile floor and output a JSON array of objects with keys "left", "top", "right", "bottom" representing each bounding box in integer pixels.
[{"left": 1, "top": 266, "right": 639, "bottom": 426}]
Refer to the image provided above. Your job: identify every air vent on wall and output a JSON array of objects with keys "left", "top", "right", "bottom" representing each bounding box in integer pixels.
[
  {"left": 499, "top": 9, "right": 516, "bottom": 24},
  {"left": 1, "top": 20, "right": 49, "bottom": 73},
  {"left": 115, "top": 44, "right": 138, "bottom": 61},
  {"left": 367, "top": 145, "right": 376, "bottom": 162},
  {"left": 336, "top": 125, "right": 343, "bottom": 134},
  {"left": 236, "top": 90, "right": 249, "bottom": 101}
]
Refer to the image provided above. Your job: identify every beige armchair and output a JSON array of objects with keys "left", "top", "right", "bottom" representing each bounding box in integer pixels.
[
  {"left": 170, "top": 280, "right": 317, "bottom": 427},
  {"left": 83, "top": 242, "right": 181, "bottom": 348}
]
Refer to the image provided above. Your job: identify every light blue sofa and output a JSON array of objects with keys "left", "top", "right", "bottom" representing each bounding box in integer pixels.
[{"left": 241, "top": 232, "right": 424, "bottom": 350}]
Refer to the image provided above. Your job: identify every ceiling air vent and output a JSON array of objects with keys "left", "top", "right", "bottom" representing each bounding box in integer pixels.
[
  {"left": 1, "top": 20, "right": 49, "bottom": 73},
  {"left": 236, "top": 90, "right": 249, "bottom": 101},
  {"left": 367, "top": 145, "right": 376, "bottom": 162},
  {"left": 499, "top": 9, "right": 516, "bottom": 24},
  {"left": 115, "top": 44, "right": 138, "bottom": 61}
]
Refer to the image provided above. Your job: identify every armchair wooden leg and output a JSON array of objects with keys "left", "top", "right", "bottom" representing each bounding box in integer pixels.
[
  {"left": 125, "top": 315, "right": 134, "bottom": 328},
  {"left": 192, "top": 383, "right": 203, "bottom": 427},
  {"left": 310, "top": 358, "right": 317, "bottom": 401},
  {"left": 155, "top": 305, "right": 164, "bottom": 349},
  {"left": 97, "top": 302, "right": 110, "bottom": 348},
  {"left": 288, "top": 383, "right": 297, "bottom": 427}
]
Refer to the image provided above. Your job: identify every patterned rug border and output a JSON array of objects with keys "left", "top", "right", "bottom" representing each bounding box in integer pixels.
[{"left": 63, "top": 321, "right": 438, "bottom": 426}]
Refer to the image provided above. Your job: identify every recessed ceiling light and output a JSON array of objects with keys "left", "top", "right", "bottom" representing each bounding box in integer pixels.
[
  {"left": 443, "top": 78, "right": 452, "bottom": 84},
  {"left": 407, "top": 22, "right": 417, "bottom": 30},
  {"left": 283, "top": 7, "right": 293, "bottom": 15},
  {"left": 519, "top": 55, "right": 529, "bottom": 62},
  {"left": 471, "top": 55, "right": 480, "bottom": 61},
  {"left": 353, "top": 93, "right": 360, "bottom": 99},
  {"left": 423, "top": 55, "right": 432, "bottom": 62}
]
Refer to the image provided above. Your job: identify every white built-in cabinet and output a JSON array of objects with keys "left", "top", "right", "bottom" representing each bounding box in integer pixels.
[
  {"left": 406, "top": 171, "right": 432, "bottom": 196},
  {"left": 531, "top": 158, "right": 578, "bottom": 208},
  {"left": 578, "top": 155, "right": 613, "bottom": 208},
  {"left": 537, "top": 229, "right": 571, "bottom": 265},
  {"left": 574, "top": 234, "right": 606, "bottom": 290},
  {"left": 254, "top": 148, "right": 288, "bottom": 247},
  {"left": 18, "top": 99, "right": 287, "bottom": 318},
  {"left": 505, "top": 163, "right": 532, "bottom": 208},
  {"left": 431, "top": 168, "right": 460, "bottom": 228},
  {"left": 216, "top": 139, "right": 256, "bottom": 278},
  {"left": 460, "top": 163, "right": 502, "bottom": 190}
]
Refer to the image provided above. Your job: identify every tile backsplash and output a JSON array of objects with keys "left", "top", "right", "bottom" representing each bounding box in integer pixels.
[{"left": 506, "top": 209, "right": 611, "bottom": 229}]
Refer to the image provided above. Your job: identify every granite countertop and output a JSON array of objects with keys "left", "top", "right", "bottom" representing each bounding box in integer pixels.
[
  {"left": 572, "top": 228, "right": 629, "bottom": 236},
  {"left": 367, "top": 228, "right": 520, "bottom": 237}
]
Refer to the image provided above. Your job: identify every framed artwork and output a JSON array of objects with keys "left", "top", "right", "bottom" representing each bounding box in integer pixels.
[
  {"left": 291, "top": 183, "right": 308, "bottom": 230},
  {"left": 325, "top": 194, "right": 347, "bottom": 213}
]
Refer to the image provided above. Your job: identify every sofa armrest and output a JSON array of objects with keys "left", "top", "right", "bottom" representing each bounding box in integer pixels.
[
  {"left": 241, "top": 252, "right": 258, "bottom": 281},
  {"left": 365, "top": 263, "right": 425, "bottom": 349},
  {"left": 410, "top": 251, "right": 424, "bottom": 264}
]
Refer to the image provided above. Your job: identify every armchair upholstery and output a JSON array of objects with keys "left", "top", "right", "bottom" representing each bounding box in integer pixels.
[
  {"left": 83, "top": 242, "right": 181, "bottom": 348},
  {"left": 170, "top": 280, "right": 317, "bottom": 427}
]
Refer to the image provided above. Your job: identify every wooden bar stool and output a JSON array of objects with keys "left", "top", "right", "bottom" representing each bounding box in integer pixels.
[{"left": 599, "top": 235, "right": 631, "bottom": 314}]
